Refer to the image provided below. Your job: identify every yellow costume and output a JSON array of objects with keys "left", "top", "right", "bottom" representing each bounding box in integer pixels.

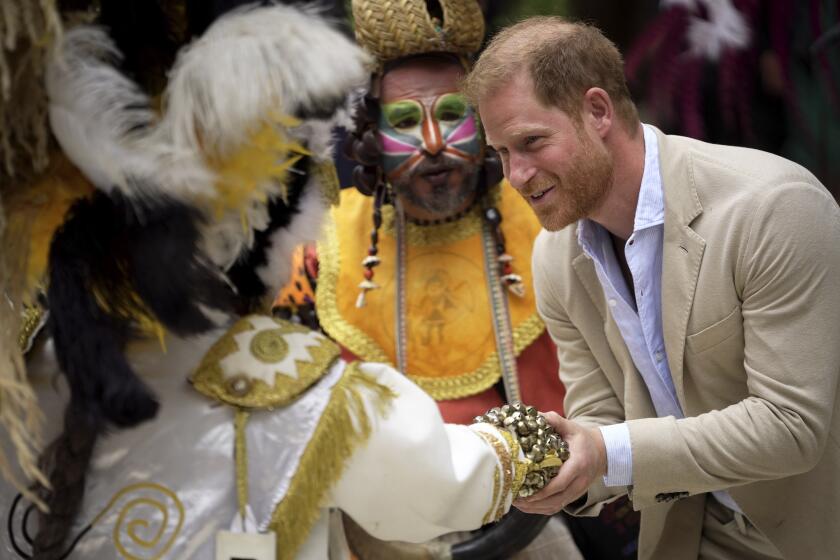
[
  {"left": 316, "top": 184, "right": 563, "bottom": 422},
  {"left": 318, "top": 184, "right": 546, "bottom": 401}
]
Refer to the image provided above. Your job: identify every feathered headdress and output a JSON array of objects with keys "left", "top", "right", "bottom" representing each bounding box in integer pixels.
[{"left": 0, "top": 1, "right": 368, "bottom": 506}]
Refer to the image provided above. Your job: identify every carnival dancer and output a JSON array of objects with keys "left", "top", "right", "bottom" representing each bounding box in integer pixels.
[
  {"left": 278, "top": 0, "right": 566, "bottom": 441},
  {"left": 272, "top": 1, "right": 579, "bottom": 558},
  {"left": 0, "top": 3, "right": 553, "bottom": 559}
]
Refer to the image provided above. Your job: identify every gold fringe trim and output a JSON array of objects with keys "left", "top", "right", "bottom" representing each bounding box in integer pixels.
[
  {"left": 316, "top": 217, "right": 546, "bottom": 401},
  {"left": 267, "top": 362, "right": 397, "bottom": 560},
  {"left": 474, "top": 426, "right": 528, "bottom": 522},
  {"left": 492, "top": 429, "right": 515, "bottom": 522}
]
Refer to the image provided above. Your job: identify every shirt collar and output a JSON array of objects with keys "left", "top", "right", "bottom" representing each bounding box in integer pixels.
[
  {"left": 634, "top": 124, "right": 664, "bottom": 231},
  {"left": 577, "top": 124, "right": 663, "bottom": 253}
]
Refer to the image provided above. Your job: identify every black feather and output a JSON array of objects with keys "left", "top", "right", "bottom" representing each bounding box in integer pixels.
[
  {"left": 125, "top": 194, "right": 236, "bottom": 335},
  {"left": 48, "top": 194, "right": 159, "bottom": 427},
  {"left": 48, "top": 190, "right": 235, "bottom": 427}
]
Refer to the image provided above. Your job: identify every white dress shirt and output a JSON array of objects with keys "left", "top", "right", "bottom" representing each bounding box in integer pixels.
[{"left": 577, "top": 124, "right": 740, "bottom": 512}]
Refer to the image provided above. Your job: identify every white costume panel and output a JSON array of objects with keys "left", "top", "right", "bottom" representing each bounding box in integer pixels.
[
  {"left": 331, "top": 362, "right": 505, "bottom": 542},
  {"left": 1, "top": 322, "right": 521, "bottom": 559}
]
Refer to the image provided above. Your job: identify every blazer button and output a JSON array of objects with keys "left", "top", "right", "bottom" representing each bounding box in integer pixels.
[{"left": 655, "top": 492, "right": 682, "bottom": 503}]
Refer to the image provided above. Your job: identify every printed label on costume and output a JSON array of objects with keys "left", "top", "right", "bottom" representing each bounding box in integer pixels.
[{"left": 215, "top": 530, "right": 277, "bottom": 560}]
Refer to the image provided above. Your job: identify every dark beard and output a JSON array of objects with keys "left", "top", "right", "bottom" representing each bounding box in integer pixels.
[{"left": 393, "top": 158, "right": 480, "bottom": 217}]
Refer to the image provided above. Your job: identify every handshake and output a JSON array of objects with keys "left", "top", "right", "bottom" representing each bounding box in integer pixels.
[{"left": 474, "top": 403, "right": 571, "bottom": 498}]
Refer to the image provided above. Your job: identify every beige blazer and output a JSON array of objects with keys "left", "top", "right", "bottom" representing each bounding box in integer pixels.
[{"left": 532, "top": 128, "right": 840, "bottom": 560}]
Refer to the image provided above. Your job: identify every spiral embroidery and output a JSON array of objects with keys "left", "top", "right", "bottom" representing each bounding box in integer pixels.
[
  {"left": 250, "top": 328, "right": 289, "bottom": 363},
  {"left": 93, "top": 482, "right": 185, "bottom": 560}
]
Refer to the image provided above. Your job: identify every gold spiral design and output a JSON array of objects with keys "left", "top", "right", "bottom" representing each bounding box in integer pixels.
[
  {"left": 91, "top": 482, "right": 185, "bottom": 560},
  {"left": 251, "top": 328, "right": 289, "bottom": 363}
]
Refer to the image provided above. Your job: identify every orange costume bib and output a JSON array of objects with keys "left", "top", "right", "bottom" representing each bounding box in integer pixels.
[{"left": 316, "top": 183, "right": 565, "bottom": 423}]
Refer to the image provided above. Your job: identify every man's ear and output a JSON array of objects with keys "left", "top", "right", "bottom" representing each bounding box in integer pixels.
[{"left": 583, "top": 87, "right": 613, "bottom": 139}]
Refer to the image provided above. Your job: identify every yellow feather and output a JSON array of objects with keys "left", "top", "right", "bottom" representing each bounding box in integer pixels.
[
  {"left": 206, "top": 117, "right": 311, "bottom": 224},
  {"left": 3, "top": 153, "right": 95, "bottom": 303}
]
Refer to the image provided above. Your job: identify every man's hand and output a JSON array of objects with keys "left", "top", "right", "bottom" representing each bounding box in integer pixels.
[{"left": 513, "top": 412, "right": 607, "bottom": 515}]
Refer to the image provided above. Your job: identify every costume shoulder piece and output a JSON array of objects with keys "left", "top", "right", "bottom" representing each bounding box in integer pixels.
[
  {"left": 0, "top": 1, "right": 369, "bottom": 505},
  {"left": 189, "top": 314, "right": 396, "bottom": 560},
  {"left": 191, "top": 315, "right": 341, "bottom": 409}
]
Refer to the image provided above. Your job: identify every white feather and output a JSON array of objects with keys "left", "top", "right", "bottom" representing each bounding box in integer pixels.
[
  {"left": 256, "top": 179, "right": 329, "bottom": 298},
  {"left": 46, "top": 27, "right": 155, "bottom": 195},
  {"left": 46, "top": 27, "right": 213, "bottom": 201},
  {"left": 200, "top": 197, "right": 272, "bottom": 271},
  {"left": 159, "top": 2, "right": 370, "bottom": 161},
  {"left": 288, "top": 119, "right": 337, "bottom": 165}
]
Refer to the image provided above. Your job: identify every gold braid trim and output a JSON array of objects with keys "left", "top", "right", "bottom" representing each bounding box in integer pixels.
[
  {"left": 267, "top": 362, "right": 397, "bottom": 560},
  {"left": 316, "top": 213, "right": 546, "bottom": 401},
  {"left": 191, "top": 316, "right": 341, "bottom": 409},
  {"left": 476, "top": 429, "right": 504, "bottom": 525},
  {"left": 234, "top": 409, "right": 250, "bottom": 521},
  {"left": 498, "top": 429, "right": 528, "bottom": 502},
  {"left": 412, "top": 313, "right": 545, "bottom": 400},
  {"left": 317, "top": 219, "right": 389, "bottom": 364},
  {"left": 475, "top": 427, "right": 529, "bottom": 521}
]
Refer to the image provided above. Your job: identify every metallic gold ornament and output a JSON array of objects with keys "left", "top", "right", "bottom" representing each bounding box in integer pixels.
[
  {"left": 474, "top": 402, "right": 569, "bottom": 498},
  {"left": 251, "top": 329, "right": 290, "bottom": 363}
]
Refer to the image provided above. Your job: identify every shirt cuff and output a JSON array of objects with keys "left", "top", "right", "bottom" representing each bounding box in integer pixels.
[{"left": 599, "top": 423, "right": 632, "bottom": 487}]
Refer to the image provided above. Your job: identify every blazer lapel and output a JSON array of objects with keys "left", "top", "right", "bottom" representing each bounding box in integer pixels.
[
  {"left": 656, "top": 129, "right": 705, "bottom": 411},
  {"left": 572, "top": 252, "right": 605, "bottom": 320}
]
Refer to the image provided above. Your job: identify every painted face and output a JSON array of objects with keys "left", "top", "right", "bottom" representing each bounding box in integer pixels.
[
  {"left": 377, "top": 59, "right": 483, "bottom": 219},
  {"left": 378, "top": 92, "right": 481, "bottom": 180}
]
